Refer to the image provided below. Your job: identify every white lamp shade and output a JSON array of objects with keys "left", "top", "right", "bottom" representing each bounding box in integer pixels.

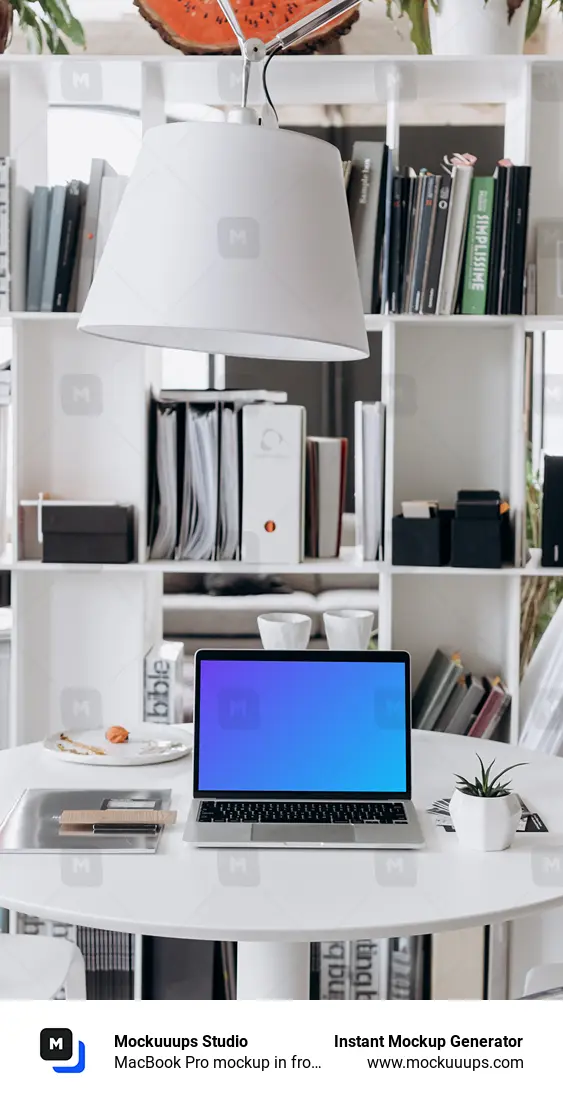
[{"left": 78, "top": 120, "right": 369, "bottom": 361}]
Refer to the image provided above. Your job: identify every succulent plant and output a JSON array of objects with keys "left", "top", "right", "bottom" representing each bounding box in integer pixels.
[{"left": 454, "top": 754, "right": 527, "bottom": 798}]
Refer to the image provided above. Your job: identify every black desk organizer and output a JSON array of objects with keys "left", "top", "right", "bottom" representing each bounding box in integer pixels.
[
  {"left": 42, "top": 504, "right": 135, "bottom": 564},
  {"left": 392, "top": 493, "right": 513, "bottom": 569},
  {"left": 392, "top": 509, "right": 454, "bottom": 567},
  {"left": 451, "top": 491, "right": 512, "bottom": 569}
]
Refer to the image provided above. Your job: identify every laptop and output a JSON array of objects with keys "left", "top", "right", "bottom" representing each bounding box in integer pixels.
[{"left": 184, "top": 649, "right": 424, "bottom": 849}]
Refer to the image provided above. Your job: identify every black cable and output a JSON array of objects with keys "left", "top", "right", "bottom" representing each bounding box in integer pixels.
[{"left": 261, "top": 45, "right": 283, "bottom": 124}]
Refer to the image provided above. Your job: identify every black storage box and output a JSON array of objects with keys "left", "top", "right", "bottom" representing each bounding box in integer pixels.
[
  {"left": 451, "top": 490, "right": 512, "bottom": 569},
  {"left": 451, "top": 518, "right": 502, "bottom": 569},
  {"left": 392, "top": 510, "right": 454, "bottom": 567},
  {"left": 41, "top": 505, "right": 135, "bottom": 564}
]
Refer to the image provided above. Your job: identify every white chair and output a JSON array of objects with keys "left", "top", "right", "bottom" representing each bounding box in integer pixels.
[
  {"left": 0, "top": 933, "right": 86, "bottom": 999},
  {"left": 520, "top": 963, "right": 563, "bottom": 1000}
]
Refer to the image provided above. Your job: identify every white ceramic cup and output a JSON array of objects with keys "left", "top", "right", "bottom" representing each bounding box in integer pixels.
[
  {"left": 257, "top": 613, "right": 312, "bottom": 651},
  {"left": 323, "top": 610, "right": 374, "bottom": 651}
]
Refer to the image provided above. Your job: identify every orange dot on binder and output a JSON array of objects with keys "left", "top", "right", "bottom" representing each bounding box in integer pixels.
[{"left": 264, "top": 521, "right": 276, "bottom": 533}]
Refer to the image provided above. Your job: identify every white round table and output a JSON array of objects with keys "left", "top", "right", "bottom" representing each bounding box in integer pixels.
[{"left": 1, "top": 731, "right": 563, "bottom": 999}]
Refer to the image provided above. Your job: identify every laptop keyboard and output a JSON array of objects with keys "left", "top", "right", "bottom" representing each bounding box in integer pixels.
[{"left": 198, "top": 801, "right": 408, "bottom": 825}]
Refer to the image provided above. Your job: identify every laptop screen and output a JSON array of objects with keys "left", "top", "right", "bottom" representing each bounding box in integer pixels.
[{"left": 194, "top": 652, "right": 410, "bottom": 798}]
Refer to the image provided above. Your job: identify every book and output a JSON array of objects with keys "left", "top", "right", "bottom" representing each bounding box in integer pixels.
[
  {"left": 413, "top": 174, "right": 439, "bottom": 314},
  {"left": 354, "top": 401, "right": 385, "bottom": 562},
  {"left": 76, "top": 159, "right": 116, "bottom": 311},
  {"left": 434, "top": 674, "right": 487, "bottom": 735},
  {"left": 423, "top": 176, "right": 451, "bottom": 314},
  {"left": 143, "top": 641, "right": 184, "bottom": 724},
  {"left": 505, "top": 165, "right": 531, "bottom": 315},
  {"left": 160, "top": 389, "right": 287, "bottom": 404},
  {"left": 496, "top": 164, "right": 514, "bottom": 314},
  {"left": 241, "top": 403, "right": 306, "bottom": 565},
  {"left": 40, "top": 185, "right": 66, "bottom": 312},
  {"left": 93, "top": 174, "right": 128, "bottom": 274},
  {"left": 461, "top": 177, "right": 495, "bottom": 315},
  {"left": 53, "top": 180, "right": 86, "bottom": 313},
  {"left": 26, "top": 186, "right": 51, "bottom": 312},
  {"left": 403, "top": 175, "right": 425, "bottom": 313},
  {"left": 412, "top": 648, "right": 464, "bottom": 731},
  {"left": 374, "top": 145, "right": 393, "bottom": 314},
  {"left": 536, "top": 219, "right": 563, "bottom": 315},
  {"left": 305, "top": 437, "right": 347, "bottom": 559},
  {"left": 437, "top": 163, "right": 474, "bottom": 315},
  {"left": 0, "top": 158, "right": 10, "bottom": 317},
  {"left": 389, "top": 175, "right": 403, "bottom": 314},
  {"left": 485, "top": 164, "right": 507, "bottom": 315},
  {"left": 347, "top": 142, "right": 386, "bottom": 313},
  {"left": 467, "top": 679, "right": 511, "bottom": 739}
]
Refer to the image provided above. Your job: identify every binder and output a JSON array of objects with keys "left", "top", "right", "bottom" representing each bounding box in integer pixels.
[{"left": 241, "top": 403, "right": 306, "bottom": 565}]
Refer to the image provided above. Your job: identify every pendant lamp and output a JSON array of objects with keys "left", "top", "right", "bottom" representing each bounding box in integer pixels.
[{"left": 78, "top": 0, "right": 369, "bottom": 362}]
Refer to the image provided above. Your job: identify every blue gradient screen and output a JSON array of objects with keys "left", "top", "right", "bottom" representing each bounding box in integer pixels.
[{"left": 196, "top": 658, "right": 408, "bottom": 794}]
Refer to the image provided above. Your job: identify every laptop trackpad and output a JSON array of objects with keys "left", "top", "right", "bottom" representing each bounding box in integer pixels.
[{"left": 251, "top": 824, "right": 354, "bottom": 845}]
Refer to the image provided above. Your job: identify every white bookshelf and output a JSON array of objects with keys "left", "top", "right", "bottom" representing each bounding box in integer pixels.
[{"left": 2, "top": 52, "right": 563, "bottom": 999}]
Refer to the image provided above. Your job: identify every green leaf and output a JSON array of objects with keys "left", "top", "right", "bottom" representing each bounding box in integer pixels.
[
  {"left": 39, "top": 0, "right": 85, "bottom": 47},
  {"left": 526, "top": 0, "right": 544, "bottom": 37}
]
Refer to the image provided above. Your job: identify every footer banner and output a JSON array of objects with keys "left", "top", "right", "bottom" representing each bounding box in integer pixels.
[{"left": 0, "top": 999, "right": 557, "bottom": 1098}]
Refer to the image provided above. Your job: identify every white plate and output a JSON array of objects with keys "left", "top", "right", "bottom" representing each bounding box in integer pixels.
[{"left": 44, "top": 724, "right": 193, "bottom": 766}]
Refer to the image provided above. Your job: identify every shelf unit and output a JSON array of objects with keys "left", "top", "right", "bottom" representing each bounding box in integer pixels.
[{"left": 2, "top": 52, "right": 563, "bottom": 999}]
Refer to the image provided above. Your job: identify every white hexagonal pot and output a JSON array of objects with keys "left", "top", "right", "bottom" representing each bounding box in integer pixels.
[
  {"left": 428, "top": 0, "right": 529, "bottom": 56},
  {"left": 449, "top": 788, "right": 521, "bottom": 850}
]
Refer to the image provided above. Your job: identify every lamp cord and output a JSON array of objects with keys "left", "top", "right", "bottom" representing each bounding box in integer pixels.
[{"left": 261, "top": 45, "right": 283, "bottom": 124}]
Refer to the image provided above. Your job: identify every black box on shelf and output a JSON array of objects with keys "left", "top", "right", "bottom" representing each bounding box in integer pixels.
[
  {"left": 451, "top": 490, "right": 512, "bottom": 569},
  {"left": 451, "top": 518, "right": 503, "bottom": 569},
  {"left": 392, "top": 510, "right": 453, "bottom": 567},
  {"left": 41, "top": 505, "right": 135, "bottom": 564}
]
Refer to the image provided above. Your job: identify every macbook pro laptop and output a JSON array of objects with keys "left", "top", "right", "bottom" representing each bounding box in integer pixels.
[{"left": 184, "top": 649, "right": 424, "bottom": 849}]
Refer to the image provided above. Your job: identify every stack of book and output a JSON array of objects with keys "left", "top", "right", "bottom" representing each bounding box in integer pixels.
[
  {"left": 347, "top": 143, "right": 531, "bottom": 317},
  {"left": 26, "top": 159, "right": 126, "bottom": 313},
  {"left": 413, "top": 648, "right": 511, "bottom": 739}
]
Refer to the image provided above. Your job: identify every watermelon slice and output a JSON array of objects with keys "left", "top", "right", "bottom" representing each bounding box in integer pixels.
[{"left": 134, "top": 0, "right": 360, "bottom": 54}]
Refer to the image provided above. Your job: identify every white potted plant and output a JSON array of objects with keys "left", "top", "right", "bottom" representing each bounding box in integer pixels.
[
  {"left": 387, "top": 0, "right": 560, "bottom": 56},
  {"left": 449, "top": 755, "right": 526, "bottom": 851}
]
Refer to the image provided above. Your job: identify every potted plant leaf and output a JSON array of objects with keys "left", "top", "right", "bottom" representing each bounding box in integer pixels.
[
  {"left": 0, "top": 1, "right": 85, "bottom": 54},
  {"left": 387, "top": 0, "right": 560, "bottom": 56},
  {"left": 449, "top": 755, "right": 526, "bottom": 850}
]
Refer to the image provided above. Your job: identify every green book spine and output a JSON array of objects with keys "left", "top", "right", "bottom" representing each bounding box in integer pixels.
[{"left": 461, "top": 178, "right": 495, "bottom": 315}]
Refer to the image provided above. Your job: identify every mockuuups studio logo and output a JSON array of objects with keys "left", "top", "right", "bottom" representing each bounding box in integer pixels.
[
  {"left": 217, "top": 58, "right": 243, "bottom": 103},
  {"left": 532, "top": 850, "right": 563, "bottom": 887},
  {"left": 393, "top": 373, "right": 418, "bottom": 418},
  {"left": 218, "top": 850, "right": 260, "bottom": 887},
  {"left": 61, "top": 61, "right": 103, "bottom": 103},
  {"left": 61, "top": 853, "right": 103, "bottom": 888},
  {"left": 218, "top": 687, "right": 260, "bottom": 730},
  {"left": 60, "top": 374, "right": 103, "bottom": 417},
  {"left": 375, "top": 853, "right": 417, "bottom": 888},
  {"left": 60, "top": 688, "right": 103, "bottom": 730},
  {"left": 40, "top": 1029, "right": 86, "bottom": 1074},
  {"left": 218, "top": 218, "right": 260, "bottom": 259}
]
